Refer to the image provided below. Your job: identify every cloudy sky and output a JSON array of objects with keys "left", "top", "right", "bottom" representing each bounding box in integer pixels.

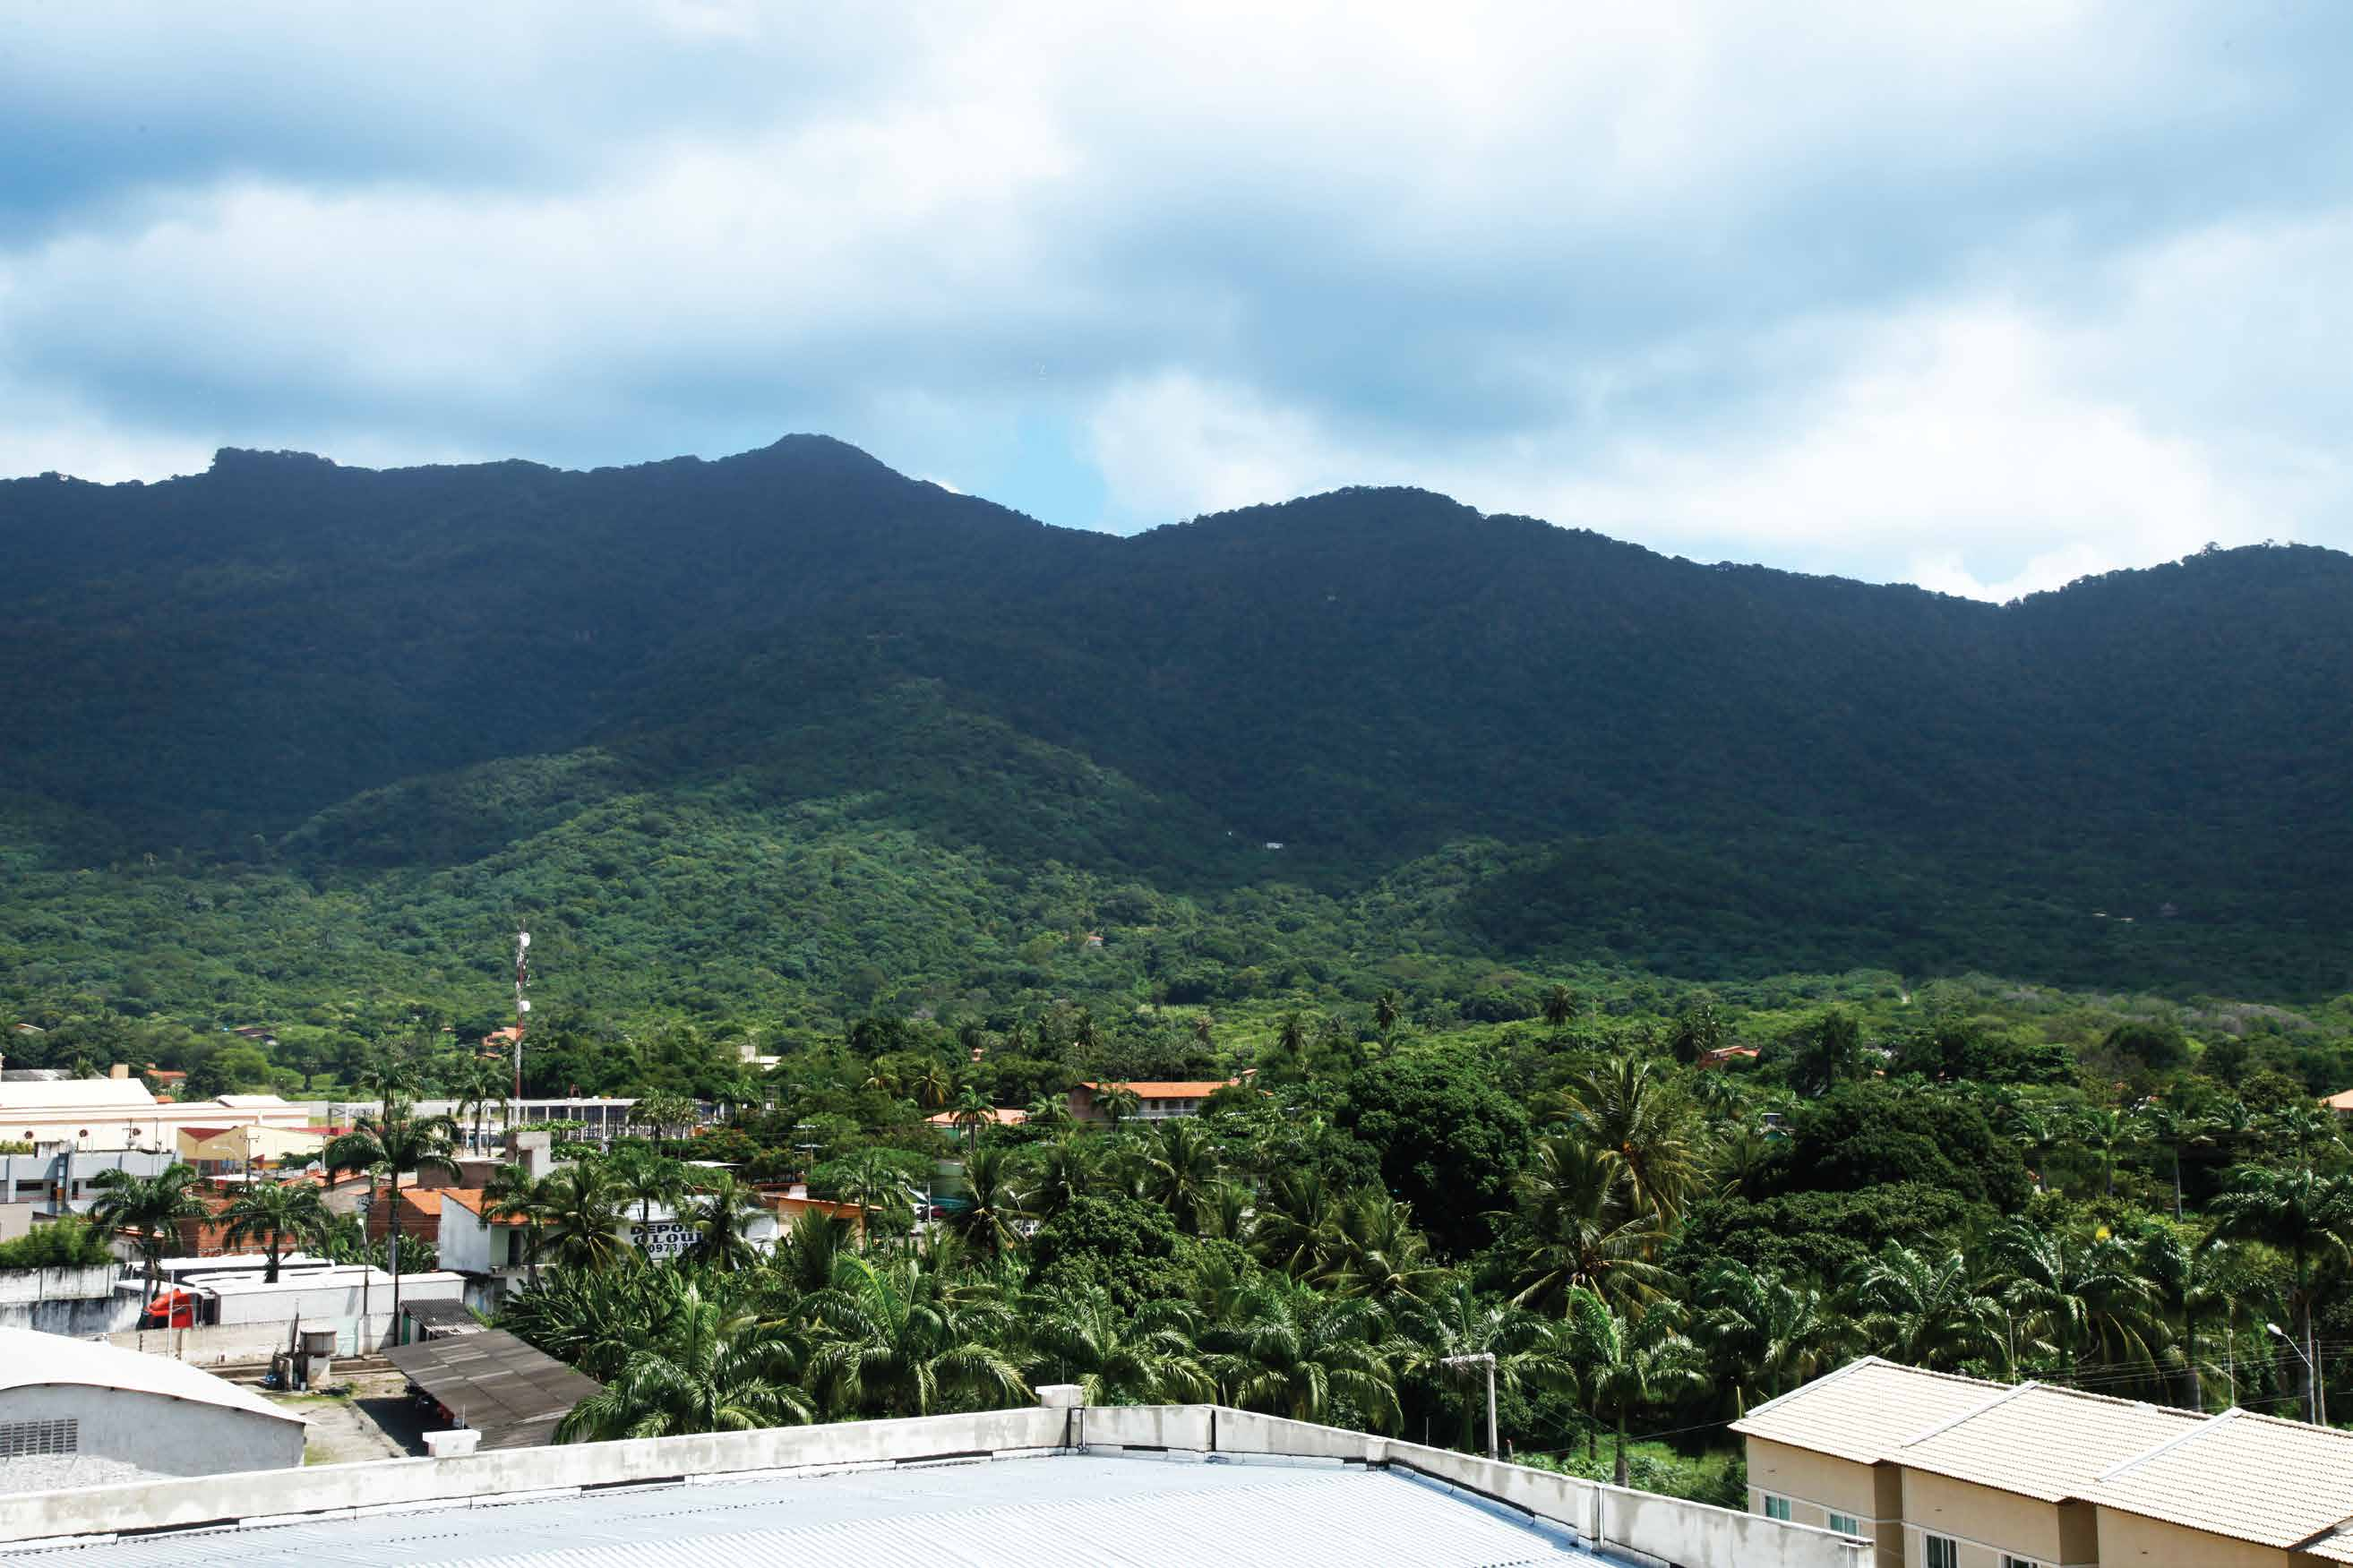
[{"left": 4, "top": 3, "right": 2346, "bottom": 597}]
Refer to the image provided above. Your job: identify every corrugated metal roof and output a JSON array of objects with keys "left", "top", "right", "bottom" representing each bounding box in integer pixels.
[
  {"left": 384, "top": 1330, "right": 604, "bottom": 1449},
  {"left": 0, "top": 1453, "right": 1614, "bottom": 1567}
]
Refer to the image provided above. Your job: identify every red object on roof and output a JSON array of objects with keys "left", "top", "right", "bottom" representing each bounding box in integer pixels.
[{"left": 177, "top": 1127, "right": 233, "bottom": 1141}]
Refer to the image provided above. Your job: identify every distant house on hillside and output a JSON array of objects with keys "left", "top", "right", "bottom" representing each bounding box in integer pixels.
[
  {"left": 1696, "top": 1045, "right": 1760, "bottom": 1071},
  {"left": 1068, "top": 1078, "right": 1245, "bottom": 1125}
]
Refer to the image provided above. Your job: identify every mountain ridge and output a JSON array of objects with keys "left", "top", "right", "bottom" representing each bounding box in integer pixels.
[{"left": 1, "top": 434, "right": 2347, "bottom": 1004}]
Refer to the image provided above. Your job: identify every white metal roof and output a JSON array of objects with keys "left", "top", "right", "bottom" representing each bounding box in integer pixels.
[
  {"left": 0, "top": 1079, "right": 159, "bottom": 1111},
  {"left": 0, "top": 1452, "right": 1611, "bottom": 1567},
  {"left": 0, "top": 1328, "right": 303, "bottom": 1428}
]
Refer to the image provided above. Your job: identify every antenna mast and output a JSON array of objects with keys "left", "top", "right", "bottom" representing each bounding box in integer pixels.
[{"left": 512, "top": 927, "right": 532, "bottom": 1103}]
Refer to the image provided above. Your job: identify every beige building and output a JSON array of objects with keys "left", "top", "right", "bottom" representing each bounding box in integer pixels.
[{"left": 1737, "top": 1358, "right": 2353, "bottom": 1567}]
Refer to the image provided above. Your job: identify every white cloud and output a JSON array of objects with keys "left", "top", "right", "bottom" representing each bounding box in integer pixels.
[{"left": 1, "top": 2, "right": 2347, "bottom": 593}]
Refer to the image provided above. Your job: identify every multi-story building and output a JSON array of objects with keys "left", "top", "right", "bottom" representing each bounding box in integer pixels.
[{"left": 1735, "top": 1356, "right": 2353, "bottom": 1567}]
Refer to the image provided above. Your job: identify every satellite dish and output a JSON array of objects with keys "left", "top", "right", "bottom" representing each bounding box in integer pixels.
[
  {"left": 518, "top": 999, "right": 532, "bottom": 1013},
  {"left": 518, "top": 931, "right": 532, "bottom": 948}
]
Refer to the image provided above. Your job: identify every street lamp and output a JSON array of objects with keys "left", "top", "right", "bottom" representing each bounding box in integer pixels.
[
  {"left": 2267, "top": 1322, "right": 2318, "bottom": 1423},
  {"left": 1441, "top": 1352, "right": 1499, "bottom": 1460}
]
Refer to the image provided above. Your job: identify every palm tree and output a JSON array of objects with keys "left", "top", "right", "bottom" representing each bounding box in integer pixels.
[
  {"left": 1030, "top": 1290, "right": 1213, "bottom": 1404},
  {"left": 680, "top": 1172, "right": 771, "bottom": 1272},
  {"left": 554, "top": 1282, "right": 812, "bottom": 1441},
  {"left": 2074, "top": 1108, "right": 2143, "bottom": 1198},
  {"left": 838, "top": 1149, "right": 921, "bottom": 1250},
  {"left": 534, "top": 1161, "right": 628, "bottom": 1272},
  {"left": 947, "top": 1147, "right": 1026, "bottom": 1261},
  {"left": 219, "top": 1179, "right": 332, "bottom": 1283},
  {"left": 777, "top": 1204, "right": 854, "bottom": 1296},
  {"left": 1504, "top": 1135, "right": 1669, "bottom": 1314},
  {"left": 1019, "top": 1136, "right": 1095, "bottom": 1224},
  {"left": 1985, "top": 1222, "right": 2163, "bottom": 1379},
  {"left": 1204, "top": 1281, "right": 1402, "bottom": 1432},
  {"left": 1844, "top": 1244, "right": 2005, "bottom": 1372},
  {"left": 607, "top": 1146, "right": 686, "bottom": 1230},
  {"left": 484, "top": 1161, "right": 550, "bottom": 1287},
  {"left": 451, "top": 1058, "right": 508, "bottom": 1157},
  {"left": 323, "top": 1097, "right": 459, "bottom": 1328},
  {"left": 1546, "top": 1055, "right": 1701, "bottom": 1221},
  {"left": 1541, "top": 985, "right": 1576, "bottom": 1032},
  {"left": 2136, "top": 1225, "right": 2234, "bottom": 1409},
  {"left": 1252, "top": 1168, "right": 1348, "bottom": 1280},
  {"left": 1373, "top": 991, "right": 1403, "bottom": 1038},
  {"left": 947, "top": 1084, "right": 994, "bottom": 1152},
  {"left": 1095, "top": 1081, "right": 1142, "bottom": 1129},
  {"left": 1694, "top": 1262, "right": 1844, "bottom": 1413},
  {"left": 1563, "top": 1290, "right": 1708, "bottom": 1487},
  {"left": 2136, "top": 1101, "right": 2213, "bottom": 1222},
  {"left": 910, "top": 1061, "right": 956, "bottom": 1114},
  {"left": 1394, "top": 1276, "right": 1575, "bottom": 1452},
  {"left": 2210, "top": 1164, "right": 2353, "bottom": 1415},
  {"left": 1023, "top": 1091, "right": 1077, "bottom": 1134},
  {"left": 1141, "top": 1118, "right": 1223, "bottom": 1234},
  {"left": 631, "top": 1089, "right": 698, "bottom": 1144},
  {"left": 89, "top": 1163, "right": 210, "bottom": 1299},
  {"left": 801, "top": 1253, "right": 1029, "bottom": 1418},
  {"left": 2008, "top": 1105, "right": 2071, "bottom": 1194},
  {"left": 1191, "top": 1014, "right": 1216, "bottom": 1050},
  {"left": 1318, "top": 1191, "right": 1444, "bottom": 1304}
]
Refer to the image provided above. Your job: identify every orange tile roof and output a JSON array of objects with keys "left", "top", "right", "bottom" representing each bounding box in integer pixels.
[
  {"left": 399, "top": 1188, "right": 448, "bottom": 1217},
  {"left": 438, "top": 1187, "right": 527, "bottom": 1226}
]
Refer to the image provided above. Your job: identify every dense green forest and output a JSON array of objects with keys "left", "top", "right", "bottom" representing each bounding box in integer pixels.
[{"left": 0, "top": 438, "right": 2347, "bottom": 1054}]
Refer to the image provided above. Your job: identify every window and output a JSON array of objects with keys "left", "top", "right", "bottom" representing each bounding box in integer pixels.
[
  {"left": 0, "top": 1418, "right": 78, "bottom": 1459},
  {"left": 1762, "top": 1494, "right": 1791, "bottom": 1521},
  {"left": 2003, "top": 1558, "right": 2042, "bottom": 1568},
  {"left": 1924, "top": 1537, "right": 1959, "bottom": 1568},
  {"left": 1827, "top": 1512, "right": 1859, "bottom": 1537}
]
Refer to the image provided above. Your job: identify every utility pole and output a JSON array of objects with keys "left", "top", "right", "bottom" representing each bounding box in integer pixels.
[
  {"left": 1442, "top": 1352, "right": 1499, "bottom": 1459},
  {"left": 511, "top": 929, "right": 532, "bottom": 1105}
]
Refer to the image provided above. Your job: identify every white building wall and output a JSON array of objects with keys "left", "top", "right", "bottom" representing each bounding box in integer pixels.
[{"left": 0, "top": 1382, "right": 304, "bottom": 1478}]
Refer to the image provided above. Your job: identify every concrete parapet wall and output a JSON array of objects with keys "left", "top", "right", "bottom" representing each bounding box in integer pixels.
[
  {"left": 0, "top": 1264, "right": 117, "bottom": 1305},
  {"left": 0, "top": 1401, "right": 1867, "bottom": 1568}
]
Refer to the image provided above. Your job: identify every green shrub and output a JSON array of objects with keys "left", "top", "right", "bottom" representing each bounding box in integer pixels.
[{"left": 0, "top": 1220, "right": 117, "bottom": 1270}]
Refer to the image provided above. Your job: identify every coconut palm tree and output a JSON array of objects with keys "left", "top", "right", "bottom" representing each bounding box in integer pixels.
[
  {"left": 1694, "top": 1261, "right": 1845, "bottom": 1413},
  {"left": 451, "top": 1057, "right": 508, "bottom": 1157},
  {"left": 1095, "top": 1081, "right": 1142, "bottom": 1129},
  {"left": 1504, "top": 1135, "right": 1669, "bottom": 1314},
  {"left": 2136, "top": 1101, "right": 2213, "bottom": 1222},
  {"left": 680, "top": 1171, "right": 771, "bottom": 1272},
  {"left": 1565, "top": 1290, "right": 1708, "bottom": 1487},
  {"left": 2008, "top": 1105, "right": 2071, "bottom": 1194},
  {"left": 483, "top": 1161, "right": 550, "bottom": 1286},
  {"left": 554, "top": 1281, "right": 812, "bottom": 1441},
  {"left": 2074, "top": 1108, "right": 2144, "bottom": 1198},
  {"left": 1395, "top": 1276, "right": 1574, "bottom": 1452},
  {"left": 1030, "top": 1290, "right": 1213, "bottom": 1404},
  {"left": 1204, "top": 1280, "right": 1403, "bottom": 1432},
  {"left": 89, "top": 1162, "right": 210, "bottom": 1299},
  {"left": 1546, "top": 1055, "right": 1701, "bottom": 1222},
  {"left": 1373, "top": 991, "right": 1403, "bottom": 1038},
  {"left": 1141, "top": 1118, "right": 1222, "bottom": 1235},
  {"left": 1985, "top": 1222, "right": 2164, "bottom": 1379},
  {"left": 1318, "top": 1191, "right": 1445, "bottom": 1305},
  {"left": 2210, "top": 1164, "right": 2353, "bottom": 1416},
  {"left": 1022, "top": 1091, "right": 1077, "bottom": 1135},
  {"left": 608, "top": 1146, "right": 687, "bottom": 1230},
  {"left": 323, "top": 1097, "right": 459, "bottom": 1327},
  {"left": 1019, "top": 1136, "right": 1095, "bottom": 1224},
  {"left": 909, "top": 1061, "right": 956, "bottom": 1114},
  {"left": 631, "top": 1090, "right": 698, "bottom": 1144},
  {"left": 777, "top": 1204, "right": 854, "bottom": 1296},
  {"left": 801, "top": 1253, "right": 1029, "bottom": 1418},
  {"left": 2135, "top": 1224, "right": 2234, "bottom": 1409},
  {"left": 1252, "top": 1168, "right": 1348, "bottom": 1281},
  {"left": 219, "top": 1179, "right": 332, "bottom": 1283},
  {"left": 947, "top": 1084, "right": 994, "bottom": 1152},
  {"left": 837, "top": 1148, "right": 922, "bottom": 1250},
  {"left": 947, "top": 1147, "right": 1026, "bottom": 1261},
  {"left": 534, "top": 1161, "right": 628, "bottom": 1272},
  {"left": 1844, "top": 1244, "right": 2005, "bottom": 1373}
]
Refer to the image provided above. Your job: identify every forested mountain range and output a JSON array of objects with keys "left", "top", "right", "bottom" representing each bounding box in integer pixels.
[{"left": 1, "top": 436, "right": 2347, "bottom": 1038}]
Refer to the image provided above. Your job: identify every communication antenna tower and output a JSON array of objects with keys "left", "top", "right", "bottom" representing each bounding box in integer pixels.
[{"left": 512, "top": 927, "right": 532, "bottom": 1102}]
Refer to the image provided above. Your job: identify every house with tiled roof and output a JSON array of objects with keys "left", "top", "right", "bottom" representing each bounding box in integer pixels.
[
  {"left": 1735, "top": 1356, "right": 2353, "bottom": 1566},
  {"left": 1068, "top": 1078, "right": 1247, "bottom": 1124}
]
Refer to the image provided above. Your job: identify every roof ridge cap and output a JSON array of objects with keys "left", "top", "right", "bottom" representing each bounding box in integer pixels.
[
  {"left": 1897, "top": 1380, "right": 2040, "bottom": 1448},
  {"left": 2094, "top": 1405, "right": 2245, "bottom": 1483}
]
